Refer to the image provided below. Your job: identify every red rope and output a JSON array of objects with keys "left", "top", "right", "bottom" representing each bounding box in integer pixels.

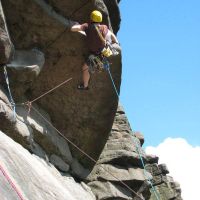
[{"left": 0, "top": 163, "right": 25, "bottom": 200}]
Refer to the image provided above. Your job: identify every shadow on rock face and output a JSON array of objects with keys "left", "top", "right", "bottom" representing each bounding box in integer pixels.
[{"left": 6, "top": 49, "right": 45, "bottom": 100}]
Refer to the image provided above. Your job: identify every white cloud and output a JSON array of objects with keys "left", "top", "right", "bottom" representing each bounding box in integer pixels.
[{"left": 145, "top": 138, "right": 200, "bottom": 200}]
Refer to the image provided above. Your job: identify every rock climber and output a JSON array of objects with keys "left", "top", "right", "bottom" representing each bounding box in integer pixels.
[{"left": 71, "top": 10, "right": 119, "bottom": 90}]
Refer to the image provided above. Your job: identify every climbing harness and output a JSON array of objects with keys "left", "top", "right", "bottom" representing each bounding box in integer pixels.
[
  {"left": 3, "top": 66, "right": 16, "bottom": 121},
  {"left": 87, "top": 54, "right": 104, "bottom": 73},
  {"left": 0, "top": 163, "right": 25, "bottom": 200}
]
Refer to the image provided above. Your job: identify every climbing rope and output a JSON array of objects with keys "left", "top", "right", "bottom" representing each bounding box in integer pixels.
[
  {"left": 21, "top": 65, "right": 94, "bottom": 110},
  {"left": 106, "top": 66, "right": 120, "bottom": 98},
  {"left": 30, "top": 105, "right": 143, "bottom": 200},
  {"left": 3, "top": 66, "right": 16, "bottom": 121},
  {"left": 0, "top": 163, "right": 25, "bottom": 200},
  {"left": 105, "top": 63, "right": 161, "bottom": 200},
  {"left": 133, "top": 138, "right": 161, "bottom": 200},
  {"left": 27, "top": 77, "right": 72, "bottom": 104}
]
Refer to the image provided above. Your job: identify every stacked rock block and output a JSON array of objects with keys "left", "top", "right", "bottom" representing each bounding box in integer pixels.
[
  {"left": 87, "top": 105, "right": 152, "bottom": 200},
  {"left": 146, "top": 156, "right": 182, "bottom": 200}
]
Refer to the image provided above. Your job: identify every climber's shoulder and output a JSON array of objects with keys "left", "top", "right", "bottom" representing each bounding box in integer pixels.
[{"left": 71, "top": 22, "right": 88, "bottom": 32}]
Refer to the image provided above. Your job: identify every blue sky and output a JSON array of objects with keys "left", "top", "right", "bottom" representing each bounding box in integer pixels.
[{"left": 118, "top": 0, "right": 200, "bottom": 147}]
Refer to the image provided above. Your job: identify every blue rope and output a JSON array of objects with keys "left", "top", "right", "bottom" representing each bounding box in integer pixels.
[
  {"left": 103, "top": 58, "right": 120, "bottom": 98},
  {"left": 133, "top": 137, "right": 161, "bottom": 200},
  {"left": 104, "top": 59, "right": 160, "bottom": 200},
  {"left": 4, "top": 66, "right": 16, "bottom": 121}
]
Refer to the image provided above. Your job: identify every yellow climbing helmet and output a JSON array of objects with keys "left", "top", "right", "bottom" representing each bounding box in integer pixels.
[{"left": 90, "top": 10, "right": 102, "bottom": 22}]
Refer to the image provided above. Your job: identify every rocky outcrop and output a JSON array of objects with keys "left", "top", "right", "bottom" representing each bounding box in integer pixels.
[
  {"left": 145, "top": 156, "right": 182, "bottom": 200},
  {"left": 87, "top": 105, "right": 152, "bottom": 200},
  {"left": 87, "top": 105, "right": 183, "bottom": 200}
]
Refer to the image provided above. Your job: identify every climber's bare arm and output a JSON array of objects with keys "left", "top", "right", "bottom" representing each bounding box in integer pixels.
[
  {"left": 71, "top": 24, "right": 82, "bottom": 32},
  {"left": 70, "top": 24, "right": 86, "bottom": 36}
]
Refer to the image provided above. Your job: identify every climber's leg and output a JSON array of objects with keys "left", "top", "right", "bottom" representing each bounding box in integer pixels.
[
  {"left": 82, "top": 62, "right": 90, "bottom": 88},
  {"left": 77, "top": 63, "right": 90, "bottom": 90}
]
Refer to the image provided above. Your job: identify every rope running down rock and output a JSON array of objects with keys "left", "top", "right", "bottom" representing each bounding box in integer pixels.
[
  {"left": 0, "top": 163, "right": 25, "bottom": 200},
  {"left": 3, "top": 66, "right": 16, "bottom": 121},
  {"left": 106, "top": 66, "right": 161, "bottom": 200}
]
